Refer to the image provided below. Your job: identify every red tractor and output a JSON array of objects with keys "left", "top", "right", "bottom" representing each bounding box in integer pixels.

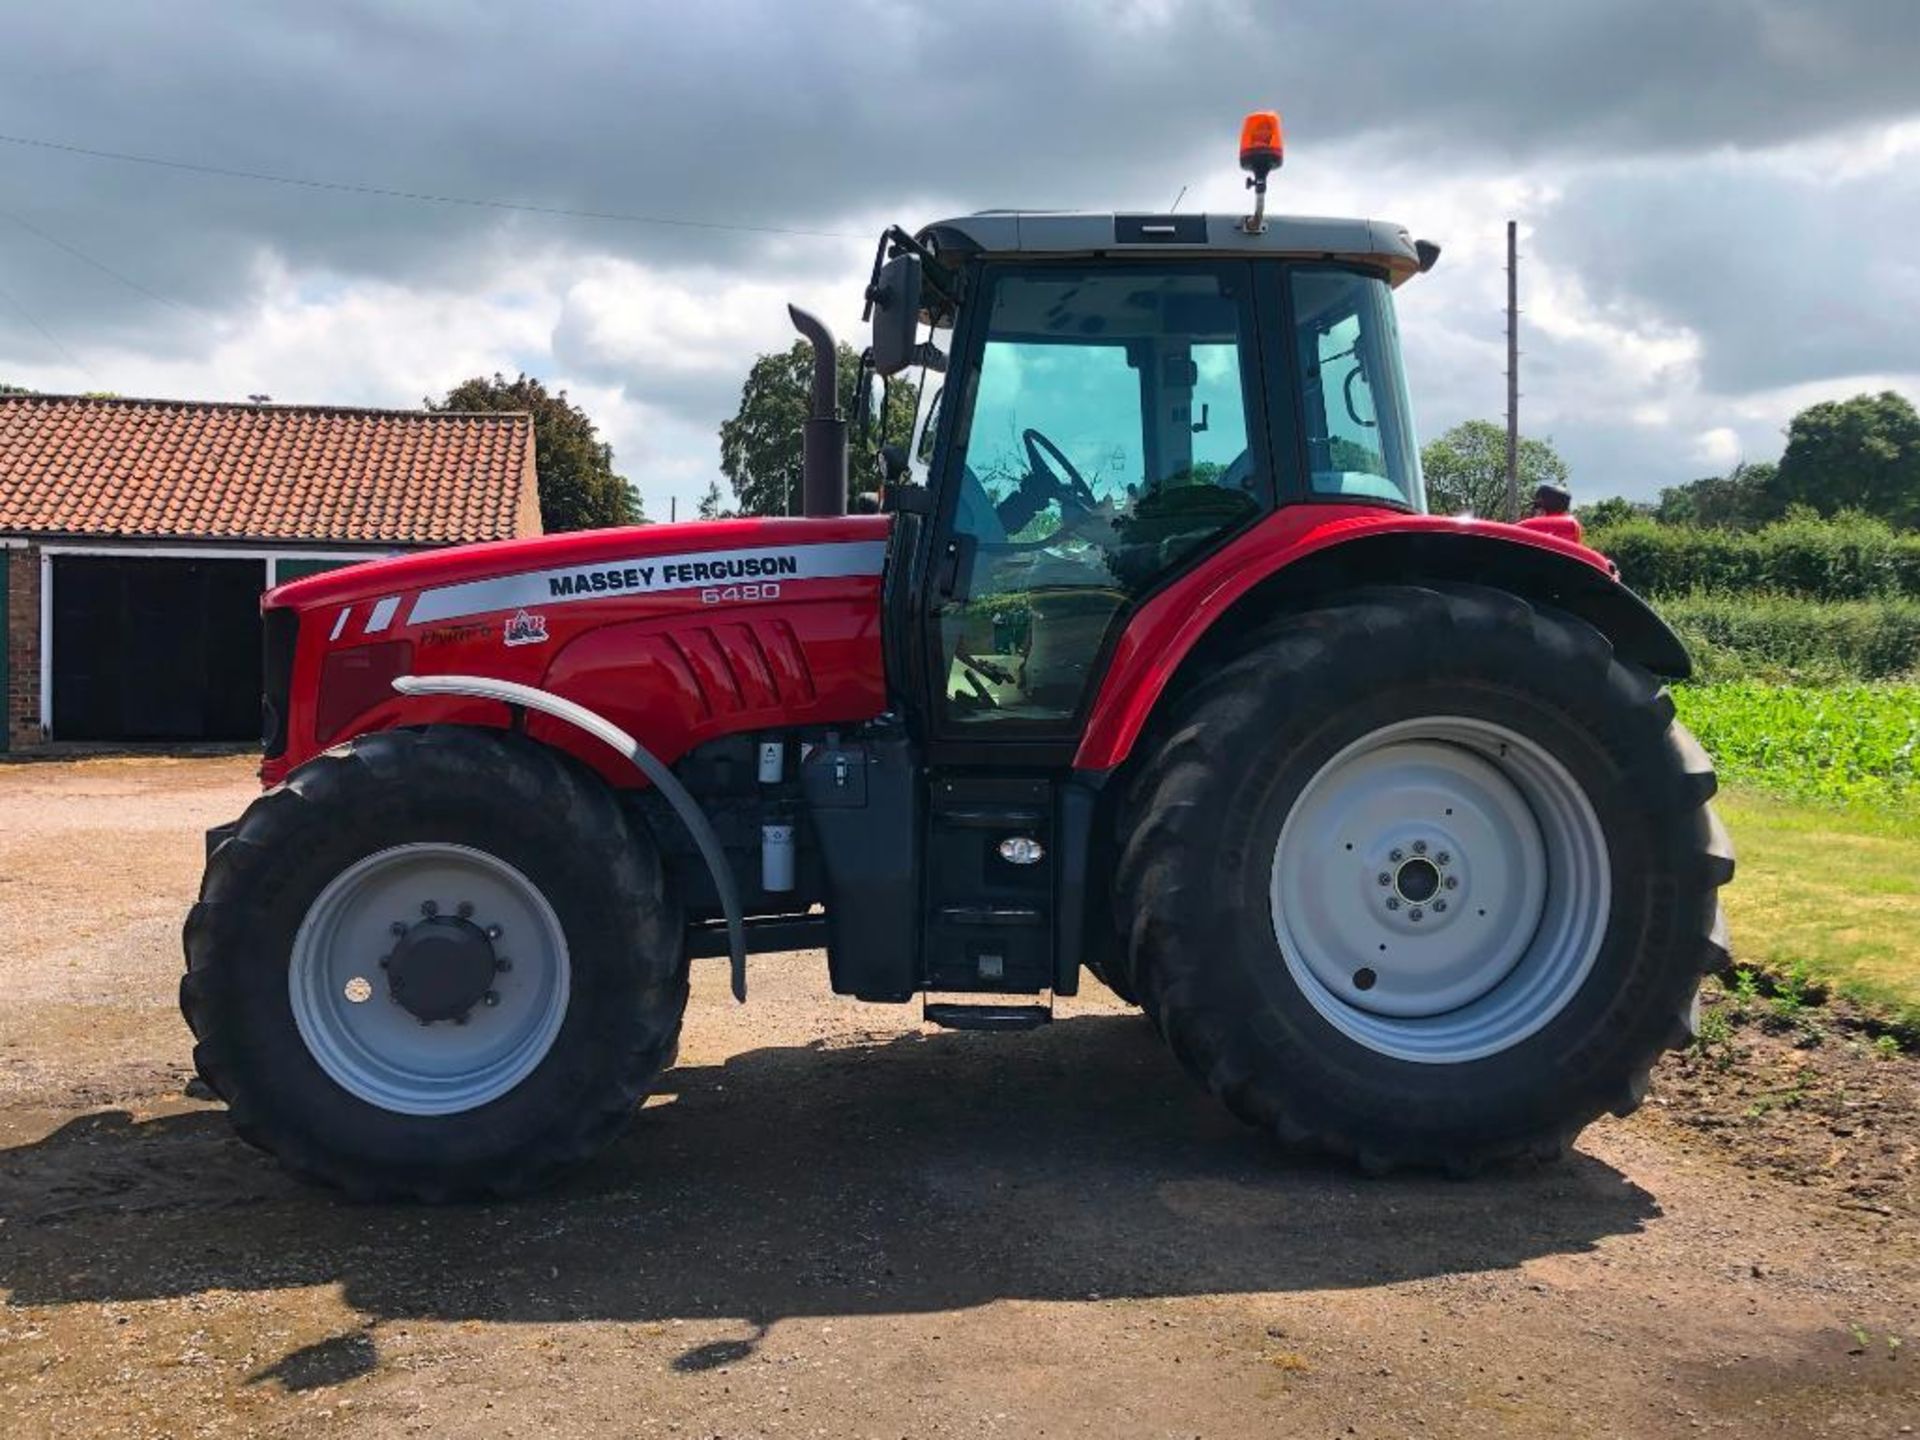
[{"left": 183, "top": 116, "right": 1732, "bottom": 1199}]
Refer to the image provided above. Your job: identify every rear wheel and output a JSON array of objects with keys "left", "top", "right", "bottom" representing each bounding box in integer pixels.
[
  {"left": 182, "top": 726, "right": 684, "bottom": 1200},
  {"left": 1116, "top": 585, "right": 1733, "bottom": 1173}
]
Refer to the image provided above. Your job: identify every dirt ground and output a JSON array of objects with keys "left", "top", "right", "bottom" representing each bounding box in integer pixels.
[{"left": 0, "top": 755, "right": 1915, "bottom": 1439}]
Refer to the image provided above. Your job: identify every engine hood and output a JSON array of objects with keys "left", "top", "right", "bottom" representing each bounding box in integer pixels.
[
  {"left": 266, "top": 514, "right": 892, "bottom": 614},
  {"left": 259, "top": 511, "right": 894, "bottom": 788}
]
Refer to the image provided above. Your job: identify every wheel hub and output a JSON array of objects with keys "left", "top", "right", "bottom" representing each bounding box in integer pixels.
[
  {"left": 1269, "top": 718, "right": 1611, "bottom": 1064},
  {"left": 1393, "top": 855, "right": 1441, "bottom": 904},
  {"left": 386, "top": 914, "right": 499, "bottom": 1023},
  {"left": 290, "top": 842, "right": 571, "bottom": 1116}
]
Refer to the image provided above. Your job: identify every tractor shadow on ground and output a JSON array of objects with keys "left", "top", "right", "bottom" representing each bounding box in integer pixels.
[{"left": 0, "top": 1013, "right": 1658, "bottom": 1344}]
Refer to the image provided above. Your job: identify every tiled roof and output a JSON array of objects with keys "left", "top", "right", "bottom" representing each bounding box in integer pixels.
[{"left": 0, "top": 393, "right": 540, "bottom": 544}]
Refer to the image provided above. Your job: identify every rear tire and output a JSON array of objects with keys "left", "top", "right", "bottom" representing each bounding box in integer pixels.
[
  {"left": 181, "top": 726, "right": 685, "bottom": 1200},
  {"left": 1116, "top": 585, "right": 1732, "bottom": 1173}
]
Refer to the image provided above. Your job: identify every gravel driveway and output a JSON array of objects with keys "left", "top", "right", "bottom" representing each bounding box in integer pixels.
[{"left": 0, "top": 755, "right": 1914, "bottom": 1437}]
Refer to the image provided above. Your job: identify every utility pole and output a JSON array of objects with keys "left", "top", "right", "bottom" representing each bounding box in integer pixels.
[
  {"left": 670, "top": 495, "right": 677, "bottom": 522},
  {"left": 1505, "top": 219, "right": 1521, "bottom": 522}
]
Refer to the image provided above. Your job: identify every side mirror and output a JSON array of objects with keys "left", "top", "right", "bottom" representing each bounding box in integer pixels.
[{"left": 868, "top": 253, "right": 923, "bottom": 377}]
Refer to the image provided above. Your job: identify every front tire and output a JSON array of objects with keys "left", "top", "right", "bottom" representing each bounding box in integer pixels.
[
  {"left": 181, "top": 726, "right": 685, "bottom": 1200},
  {"left": 1116, "top": 585, "right": 1733, "bottom": 1174}
]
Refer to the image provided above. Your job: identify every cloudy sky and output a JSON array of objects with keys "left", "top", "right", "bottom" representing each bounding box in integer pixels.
[{"left": 0, "top": 0, "right": 1914, "bottom": 517}]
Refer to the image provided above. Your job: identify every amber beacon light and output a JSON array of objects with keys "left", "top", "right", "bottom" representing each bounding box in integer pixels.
[
  {"left": 1238, "top": 110, "right": 1284, "bottom": 233},
  {"left": 1239, "top": 110, "right": 1285, "bottom": 177}
]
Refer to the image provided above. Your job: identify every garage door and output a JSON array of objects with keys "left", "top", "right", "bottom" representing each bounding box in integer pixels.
[{"left": 52, "top": 556, "right": 266, "bottom": 741}]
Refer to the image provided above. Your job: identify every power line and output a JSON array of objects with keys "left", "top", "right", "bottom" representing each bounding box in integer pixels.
[
  {"left": 0, "top": 204, "right": 197, "bottom": 314},
  {"left": 0, "top": 273, "right": 95, "bottom": 382},
  {"left": 0, "top": 131, "right": 862, "bottom": 241}
]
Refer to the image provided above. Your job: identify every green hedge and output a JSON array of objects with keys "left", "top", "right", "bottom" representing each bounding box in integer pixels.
[
  {"left": 1658, "top": 592, "right": 1920, "bottom": 683},
  {"left": 1588, "top": 512, "right": 1920, "bottom": 600}
]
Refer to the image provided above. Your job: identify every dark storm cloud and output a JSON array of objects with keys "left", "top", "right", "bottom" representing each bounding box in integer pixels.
[
  {"left": 0, "top": 0, "right": 1914, "bottom": 505},
  {"left": 1536, "top": 151, "right": 1920, "bottom": 395},
  {"left": 0, "top": 0, "right": 1914, "bottom": 323}
]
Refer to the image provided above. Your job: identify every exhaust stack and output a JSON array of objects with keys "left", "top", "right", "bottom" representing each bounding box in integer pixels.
[{"left": 787, "top": 305, "right": 847, "bottom": 518}]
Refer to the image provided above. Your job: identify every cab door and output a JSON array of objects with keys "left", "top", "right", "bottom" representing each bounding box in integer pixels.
[{"left": 917, "top": 260, "right": 1274, "bottom": 756}]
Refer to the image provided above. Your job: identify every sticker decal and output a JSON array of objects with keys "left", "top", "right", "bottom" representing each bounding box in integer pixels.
[
  {"left": 420, "top": 621, "right": 491, "bottom": 648},
  {"left": 502, "top": 610, "right": 549, "bottom": 647},
  {"left": 365, "top": 595, "right": 401, "bottom": 634},
  {"left": 405, "top": 540, "right": 887, "bottom": 626}
]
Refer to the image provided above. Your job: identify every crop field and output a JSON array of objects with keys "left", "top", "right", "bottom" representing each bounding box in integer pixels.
[
  {"left": 1674, "top": 681, "right": 1919, "bottom": 803},
  {"left": 1668, "top": 676, "right": 1919, "bottom": 1030}
]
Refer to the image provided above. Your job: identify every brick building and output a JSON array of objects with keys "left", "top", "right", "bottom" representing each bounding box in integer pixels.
[{"left": 1, "top": 394, "right": 540, "bottom": 750}]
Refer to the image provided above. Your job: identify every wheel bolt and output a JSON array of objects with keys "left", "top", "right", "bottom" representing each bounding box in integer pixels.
[
  {"left": 1409, "top": 907, "right": 1424, "bottom": 921},
  {"left": 1437, "top": 852, "right": 1451, "bottom": 865},
  {"left": 1376, "top": 872, "right": 1392, "bottom": 886},
  {"left": 421, "top": 900, "right": 439, "bottom": 917},
  {"left": 456, "top": 901, "right": 475, "bottom": 919},
  {"left": 1433, "top": 900, "right": 1448, "bottom": 913},
  {"left": 452, "top": 1013, "right": 468, "bottom": 1026},
  {"left": 482, "top": 991, "right": 500, "bottom": 1007},
  {"left": 486, "top": 924, "right": 503, "bottom": 940},
  {"left": 1389, "top": 848, "right": 1404, "bottom": 863},
  {"left": 379, "top": 954, "right": 391, "bottom": 969},
  {"left": 1412, "top": 840, "right": 1428, "bottom": 855},
  {"left": 495, "top": 957, "right": 512, "bottom": 973},
  {"left": 1444, "top": 876, "right": 1459, "bottom": 890},
  {"left": 1386, "top": 897, "right": 1401, "bottom": 911},
  {"left": 390, "top": 921, "right": 409, "bottom": 937}
]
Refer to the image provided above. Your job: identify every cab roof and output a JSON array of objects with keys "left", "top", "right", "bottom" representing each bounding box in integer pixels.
[{"left": 917, "top": 211, "right": 1430, "bottom": 285}]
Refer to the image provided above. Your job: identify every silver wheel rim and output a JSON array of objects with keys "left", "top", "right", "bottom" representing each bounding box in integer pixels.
[
  {"left": 289, "top": 843, "right": 570, "bottom": 1115},
  {"left": 1269, "top": 716, "right": 1609, "bottom": 1064}
]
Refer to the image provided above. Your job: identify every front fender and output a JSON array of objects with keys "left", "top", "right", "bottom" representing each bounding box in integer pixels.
[
  {"left": 392, "top": 675, "right": 748, "bottom": 1002},
  {"left": 1074, "top": 506, "right": 1688, "bottom": 773}
]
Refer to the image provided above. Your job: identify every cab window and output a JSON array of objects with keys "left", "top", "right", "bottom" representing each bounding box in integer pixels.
[
  {"left": 935, "top": 265, "right": 1263, "bottom": 726},
  {"left": 1290, "top": 268, "right": 1424, "bottom": 510}
]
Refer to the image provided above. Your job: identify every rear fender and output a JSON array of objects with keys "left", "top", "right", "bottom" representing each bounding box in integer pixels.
[{"left": 1074, "top": 511, "right": 1688, "bottom": 773}]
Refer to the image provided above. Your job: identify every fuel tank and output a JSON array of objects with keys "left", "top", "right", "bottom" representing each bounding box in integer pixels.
[{"left": 261, "top": 515, "right": 892, "bottom": 786}]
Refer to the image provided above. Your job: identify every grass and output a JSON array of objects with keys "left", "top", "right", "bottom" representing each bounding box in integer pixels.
[{"left": 1715, "top": 787, "right": 1920, "bottom": 1031}]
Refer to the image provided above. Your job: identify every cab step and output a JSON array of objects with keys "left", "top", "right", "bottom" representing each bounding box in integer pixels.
[{"left": 924, "top": 1002, "right": 1052, "bottom": 1032}]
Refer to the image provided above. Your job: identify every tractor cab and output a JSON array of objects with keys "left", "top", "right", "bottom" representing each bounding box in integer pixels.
[
  {"left": 759, "top": 122, "right": 1452, "bottom": 1017},
  {"left": 851, "top": 118, "right": 1435, "bottom": 750}
]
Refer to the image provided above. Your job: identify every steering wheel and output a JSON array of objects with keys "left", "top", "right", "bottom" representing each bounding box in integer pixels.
[{"left": 1022, "top": 427, "right": 1101, "bottom": 512}]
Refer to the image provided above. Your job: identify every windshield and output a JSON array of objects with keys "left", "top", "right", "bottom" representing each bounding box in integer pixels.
[{"left": 1289, "top": 268, "right": 1424, "bottom": 511}]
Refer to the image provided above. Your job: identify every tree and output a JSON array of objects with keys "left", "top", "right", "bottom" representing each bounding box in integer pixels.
[
  {"left": 1774, "top": 391, "right": 1920, "bottom": 528},
  {"left": 1577, "top": 495, "right": 1642, "bottom": 529},
  {"left": 1419, "top": 419, "right": 1570, "bottom": 518},
  {"left": 695, "top": 479, "right": 731, "bottom": 520},
  {"left": 718, "top": 341, "right": 917, "bottom": 517},
  {"left": 0, "top": 382, "right": 31, "bottom": 395},
  {"left": 1653, "top": 462, "right": 1781, "bottom": 529},
  {"left": 430, "top": 373, "right": 642, "bottom": 532}
]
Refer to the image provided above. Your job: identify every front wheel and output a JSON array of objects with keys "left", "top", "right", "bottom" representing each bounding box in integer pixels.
[
  {"left": 181, "top": 726, "right": 685, "bottom": 1200},
  {"left": 1116, "top": 585, "right": 1733, "bottom": 1174}
]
